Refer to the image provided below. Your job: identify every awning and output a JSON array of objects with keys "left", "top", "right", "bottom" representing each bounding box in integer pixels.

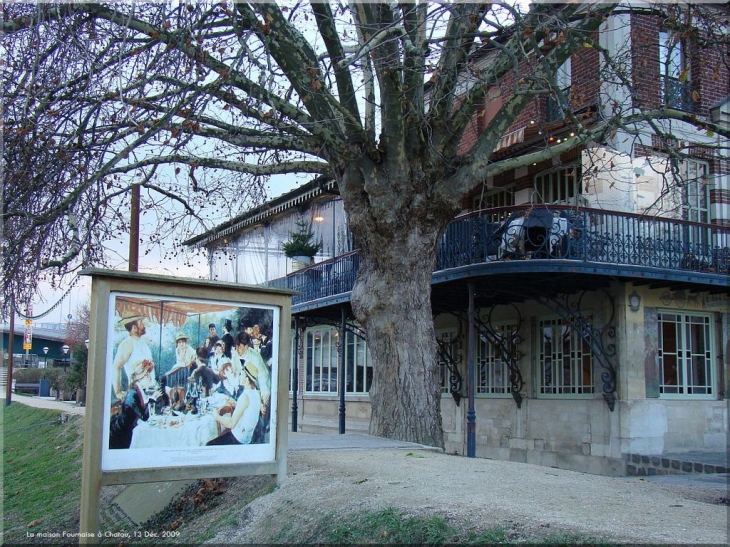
[
  {"left": 114, "top": 296, "right": 234, "bottom": 328},
  {"left": 493, "top": 127, "right": 525, "bottom": 152}
]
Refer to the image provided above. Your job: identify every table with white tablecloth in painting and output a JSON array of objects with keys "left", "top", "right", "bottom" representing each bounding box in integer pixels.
[{"left": 130, "top": 412, "right": 218, "bottom": 449}]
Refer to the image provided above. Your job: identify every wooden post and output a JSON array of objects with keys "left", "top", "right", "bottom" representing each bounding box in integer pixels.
[
  {"left": 5, "top": 304, "right": 15, "bottom": 406},
  {"left": 129, "top": 184, "right": 140, "bottom": 272},
  {"left": 79, "top": 276, "right": 110, "bottom": 542}
]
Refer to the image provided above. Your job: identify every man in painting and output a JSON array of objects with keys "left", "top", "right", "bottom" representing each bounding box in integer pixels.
[
  {"left": 205, "top": 323, "right": 220, "bottom": 356},
  {"left": 191, "top": 346, "right": 219, "bottom": 397},
  {"left": 220, "top": 319, "right": 235, "bottom": 358},
  {"left": 113, "top": 315, "right": 155, "bottom": 401},
  {"left": 206, "top": 362, "right": 262, "bottom": 445}
]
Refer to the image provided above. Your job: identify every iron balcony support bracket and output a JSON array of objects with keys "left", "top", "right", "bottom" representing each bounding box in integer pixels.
[
  {"left": 536, "top": 289, "right": 618, "bottom": 411},
  {"left": 448, "top": 306, "right": 525, "bottom": 407},
  {"left": 436, "top": 339, "right": 464, "bottom": 405},
  {"left": 476, "top": 308, "right": 525, "bottom": 408}
]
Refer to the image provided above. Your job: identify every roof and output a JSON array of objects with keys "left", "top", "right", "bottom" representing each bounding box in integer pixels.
[{"left": 184, "top": 176, "right": 337, "bottom": 249}]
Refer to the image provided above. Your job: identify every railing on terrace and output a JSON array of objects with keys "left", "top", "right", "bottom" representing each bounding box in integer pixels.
[
  {"left": 269, "top": 206, "right": 729, "bottom": 306},
  {"left": 267, "top": 251, "right": 360, "bottom": 304}
]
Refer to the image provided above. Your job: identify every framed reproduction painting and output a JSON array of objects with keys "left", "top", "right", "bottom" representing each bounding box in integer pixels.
[
  {"left": 79, "top": 269, "right": 294, "bottom": 540},
  {"left": 102, "top": 292, "right": 280, "bottom": 471}
]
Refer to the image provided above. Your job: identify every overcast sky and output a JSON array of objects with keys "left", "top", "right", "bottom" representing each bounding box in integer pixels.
[{"left": 27, "top": 174, "right": 306, "bottom": 326}]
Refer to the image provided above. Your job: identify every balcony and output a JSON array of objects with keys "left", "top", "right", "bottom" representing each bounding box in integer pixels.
[
  {"left": 660, "top": 75, "right": 698, "bottom": 113},
  {"left": 270, "top": 206, "right": 729, "bottom": 308}
]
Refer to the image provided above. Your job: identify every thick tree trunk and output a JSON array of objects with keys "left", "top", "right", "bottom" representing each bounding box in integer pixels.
[{"left": 350, "top": 223, "right": 445, "bottom": 447}]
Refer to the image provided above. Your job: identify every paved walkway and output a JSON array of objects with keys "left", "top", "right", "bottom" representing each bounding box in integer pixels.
[
  {"left": 2, "top": 393, "right": 86, "bottom": 415},
  {"left": 5, "top": 393, "right": 726, "bottom": 472},
  {"left": 287, "top": 430, "right": 439, "bottom": 451}
]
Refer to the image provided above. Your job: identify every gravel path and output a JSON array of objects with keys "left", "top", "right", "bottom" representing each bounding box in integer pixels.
[
  {"left": 211, "top": 448, "right": 729, "bottom": 545},
  {"left": 9, "top": 395, "right": 726, "bottom": 544}
]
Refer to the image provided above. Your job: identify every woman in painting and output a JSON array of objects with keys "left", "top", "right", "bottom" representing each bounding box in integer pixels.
[
  {"left": 206, "top": 362, "right": 262, "bottom": 445},
  {"left": 109, "top": 361, "right": 160, "bottom": 449},
  {"left": 165, "top": 332, "right": 197, "bottom": 389},
  {"left": 191, "top": 346, "right": 220, "bottom": 397},
  {"left": 209, "top": 340, "right": 231, "bottom": 375},
  {"left": 214, "top": 361, "right": 242, "bottom": 400}
]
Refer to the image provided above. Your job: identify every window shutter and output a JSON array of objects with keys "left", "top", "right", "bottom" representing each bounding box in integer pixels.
[{"left": 644, "top": 308, "right": 660, "bottom": 398}]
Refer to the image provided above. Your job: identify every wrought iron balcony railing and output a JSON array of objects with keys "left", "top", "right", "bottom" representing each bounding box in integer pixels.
[
  {"left": 267, "top": 251, "right": 359, "bottom": 304},
  {"left": 660, "top": 75, "right": 698, "bottom": 113},
  {"left": 269, "top": 206, "right": 729, "bottom": 306}
]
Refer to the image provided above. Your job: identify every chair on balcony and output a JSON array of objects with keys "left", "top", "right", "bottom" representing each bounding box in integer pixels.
[{"left": 496, "top": 209, "right": 561, "bottom": 259}]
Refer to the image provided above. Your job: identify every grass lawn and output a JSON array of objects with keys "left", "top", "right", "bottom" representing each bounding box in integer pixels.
[{"left": 2, "top": 403, "right": 85, "bottom": 543}]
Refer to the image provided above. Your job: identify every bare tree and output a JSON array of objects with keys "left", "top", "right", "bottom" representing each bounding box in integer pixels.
[{"left": 3, "top": 2, "right": 728, "bottom": 445}]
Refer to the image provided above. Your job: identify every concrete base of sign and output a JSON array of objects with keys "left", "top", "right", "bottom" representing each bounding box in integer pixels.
[{"left": 113, "top": 481, "right": 195, "bottom": 525}]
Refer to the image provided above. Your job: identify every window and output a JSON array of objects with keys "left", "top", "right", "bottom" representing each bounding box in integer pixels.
[
  {"left": 658, "top": 312, "right": 714, "bottom": 396},
  {"left": 533, "top": 164, "right": 583, "bottom": 206},
  {"left": 473, "top": 187, "right": 515, "bottom": 210},
  {"left": 655, "top": 156, "right": 711, "bottom": 249},
  {"left": 678, "top": 158, "right": 710, "bottom": 223},
  {"left": 302, "top": 325, "right": 372, "bottom": 395},
  {"left": 557, "top": 58, "right": 572, "bottom": 90},
  {"left": 659, "top": 30, "right": 696, "bottom": 112},
  {"left": 546, "top": 59, "right": 571, "bottom": 122},
  {"left": 305, "top": 327, "right": 338, "bottom": 393},
  {"left": 345, "top": 330, "right": 372, "bottom": 394},
  {"left": 679, "top": 158, "right": 711, "bottom": 251},
  {"left": 660, "top": 31, "right": 685, "bottom": 80},
  {"left": 477, "top": 324, "right": 518, "bottom": 395},
  {"left": 538, "top": 316, "right": 594, "bottom": 395}
]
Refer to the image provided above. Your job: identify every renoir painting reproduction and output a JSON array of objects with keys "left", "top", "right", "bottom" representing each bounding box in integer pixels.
[{"left": 101, "top": 292, "right": 279, "bottom": 472}]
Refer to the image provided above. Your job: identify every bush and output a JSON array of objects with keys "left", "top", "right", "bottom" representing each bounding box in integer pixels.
[
  {"left": 39, "top": 368, "right": 72, "bottom": 392},
  {"left": 66, "top": 347, "right": 88, "bottom": 390},
  {"left": 282, "top": 220, "right": 322, "bottom": 258},
  {"left": 12, "top": 367, "right": 73, "bottom": 393},
  {"left": 12, "top": 367, "right": 46, "bottom": 383}
]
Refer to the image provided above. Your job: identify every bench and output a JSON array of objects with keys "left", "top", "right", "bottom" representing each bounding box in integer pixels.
[{"left": 14, "top": 382, "right": 40, "bottom": 395}]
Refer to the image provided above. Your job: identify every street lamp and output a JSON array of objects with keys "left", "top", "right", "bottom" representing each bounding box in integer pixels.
[
  {"left": 43, "top": 347, "right": 49, "bottom": 368},
  {"left": 61, "top": 344, "right": 70, "bottom": 371},
  {"left": 85, "top": 339, "right": 89, "bottom": 349}
]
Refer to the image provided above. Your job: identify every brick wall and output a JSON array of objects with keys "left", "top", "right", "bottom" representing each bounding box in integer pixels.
[
  {"left": 631, "top": 13, "right": 662, "bottom": 110},
  {"left": 631, "top": 11, "right": 729, "bottom": 115},
  {"left": 692, "top": 28, "right": 729, "bottom": 116},
  {"left": 569, "top": 37, "right": 600, "bottom": 113},
  {"left": 457, "top": 7, "right": 727, "bottom": 190}
]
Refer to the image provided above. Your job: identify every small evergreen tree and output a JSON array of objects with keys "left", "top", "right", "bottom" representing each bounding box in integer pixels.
[{"left": 282, "top": 220, "right": 322, "bottom": 258}]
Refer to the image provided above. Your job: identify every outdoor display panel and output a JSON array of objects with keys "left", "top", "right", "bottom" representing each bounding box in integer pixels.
[
  {"left": 79, "top": 269, "right": 294, "bottom": 542},
  {"left": 102, "top": 292, "right": 280, "bottom": 472}
]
